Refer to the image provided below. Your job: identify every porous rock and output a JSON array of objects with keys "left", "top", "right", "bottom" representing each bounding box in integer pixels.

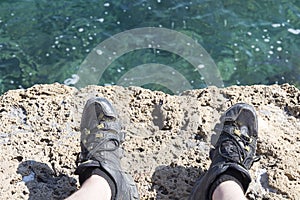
[{"left": 0, "top": 83, "right": 299, "bottom": 199}]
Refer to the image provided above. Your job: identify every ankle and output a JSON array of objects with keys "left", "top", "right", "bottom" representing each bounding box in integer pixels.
[
  {"left": 78, "top": 167, "right": 117, "bottom": 199},
  {"left": 83, "top": 175, "right": 112, "bottom": 200},
  {"left": 209, "top": 168, "right": 248, "bottom": 199},
  {"left": 212, "top": 181, "right": 247, "bottom": 200}
]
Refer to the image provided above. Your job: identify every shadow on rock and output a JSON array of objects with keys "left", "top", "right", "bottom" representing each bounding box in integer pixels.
[
  {"left": 151, "top": 164, "right": 203, "bottom": 200},
  {"left": 17, "top": 160, "right": 77, "bottom": 200}
]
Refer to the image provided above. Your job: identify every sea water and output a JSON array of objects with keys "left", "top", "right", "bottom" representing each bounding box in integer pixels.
[{"left": 0, "top": 0, "right": 299, "bottom": 94}]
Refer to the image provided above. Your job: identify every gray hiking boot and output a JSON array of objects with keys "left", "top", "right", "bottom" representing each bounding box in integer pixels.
[
  {"left": 189, "top": 103, "right": 260, "bottom": 200},
  {"left": 75, "top": 97, "right": 139, "bottom": 200}
]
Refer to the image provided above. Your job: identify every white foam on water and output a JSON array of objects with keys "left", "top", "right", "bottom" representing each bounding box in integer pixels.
[{"left": 287, "top": 28, "right": 300, "bottom": 35}]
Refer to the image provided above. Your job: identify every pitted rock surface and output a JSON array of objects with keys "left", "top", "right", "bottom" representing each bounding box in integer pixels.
[{"left": 0, "top": 83, "right": 299, "bottom": 199}]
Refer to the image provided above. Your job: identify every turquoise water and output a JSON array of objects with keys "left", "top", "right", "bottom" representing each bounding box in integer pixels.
[{"left": 0, "top": 0, "right": 299, "bottom": 94}]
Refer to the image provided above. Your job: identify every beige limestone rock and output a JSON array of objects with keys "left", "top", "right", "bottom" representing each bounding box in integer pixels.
[{"left": 0, "top": 83, "right": 299, "bottom": 199}]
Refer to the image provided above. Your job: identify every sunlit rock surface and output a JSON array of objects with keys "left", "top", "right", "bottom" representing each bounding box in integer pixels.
[{"left": 0, "top": 83, "right": 299, "bottom": 199}]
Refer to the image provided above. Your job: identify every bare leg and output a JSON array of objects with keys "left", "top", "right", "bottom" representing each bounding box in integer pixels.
[
  {"left": 66, "top": 175, "right": 111, "bottom": 200},
  {"left": 212, "top": 180, "right": 246, "bottom": 200}
]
